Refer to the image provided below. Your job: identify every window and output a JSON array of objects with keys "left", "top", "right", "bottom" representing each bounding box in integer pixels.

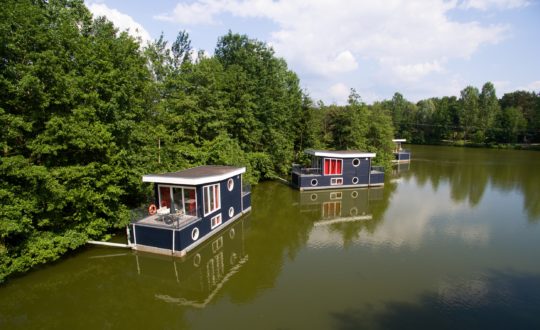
[
  {"left": 203, "top": 184, "right": 220, "bottom": 216},
  {"left": 228, "top": 207, "right": 234, "bottom": 218},
  {"left": 331, "top": 178, "right": 343, "bottom": 185},
  {"left": 158, "top": 185, "right": 197, "bottom": 216},
  {"left": 211, "top": 214, "right": 222, "bottom": 229},
  {"left": 323, "top": 158, "right": 343, "bottom": 175},
  {"left": 352, "top": 158, "right": 360, "bottom": 167},
  {"left": 227, "top": 178, "right": 234, "bottom": 191},
  {"left": 191, "top": 227, "right": 199, "bottom": 241},
  {"left": 352, "top": 177, "right": 359, "bottom": 184},
  {"left": 311, "top": 179, "right": 318, "bottom": 186},
  {"left": 330, "top": 192, "right": 342, "bottom": 200}
]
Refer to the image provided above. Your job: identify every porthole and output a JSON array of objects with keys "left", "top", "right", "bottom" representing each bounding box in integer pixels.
[
  {"left": 193, "top": 253, "right": 201, "bottom": 267},
  {"left": 352, "top": 158, "right": 360, "bottom": 167},
  {"left": 350, "top": 207, "right": 358, "bottom": 216},
  {"left": 191, "top": 227, "right": 199, "bottom": 241},
  {"left": 229, "top": 206, "right": 234, "bottom": 218},
  {"left": 352, "top": 177, "right": 359, "bottom": 184},
  {"left": 351, "top": 191, "right": 358, "bottom": 199},
  {"left": 310, "top": 193, "right": 318, "bottom": 201},
  {"left": 311, "top": 179, "right": 318, "bottom": 186},
  {"left": 229, "top": 228, "right": 236, "bottom": 239},
  {"left": 227, "top": 178, "right": 234, "bottom": 191}
]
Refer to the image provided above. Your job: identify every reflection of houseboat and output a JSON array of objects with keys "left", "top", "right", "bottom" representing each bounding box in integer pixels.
[
  {"left": 291, "top": 149, "right": 384, "bottom": 191},
  {"left": 299, "top": 188, "right": 383, "bottom": 226},
  {"left": 134, "top": 217, "right": 248, "bottom": 308},
  {"left": 392, "top": 139, "right": 411, "bottom": 163},
  {"left": 128, "top": 166, "right": 251, "bottom": 257}
]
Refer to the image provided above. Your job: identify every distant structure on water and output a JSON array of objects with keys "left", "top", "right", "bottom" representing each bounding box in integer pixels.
[
  {"left": 392, "top": 139, "right": 411, "bottom": 164},
  {"left": 291, "top": 149, "right": 385, "bottom": 191}
]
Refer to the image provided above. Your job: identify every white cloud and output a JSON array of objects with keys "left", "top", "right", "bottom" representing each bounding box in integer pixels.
[
  {"left": 86, "top": 2, "right": 152, "bottom": 45},
  {"left": 157, "top": 1, "right": 508, "bottom": 80},
  {"left": 460, "top": 0, "right": 530, "bottom": 10},
  {"left": 517, "top": 80, "right": 540, "bottom": 92},
  {"left": 328, "top": 83, "right": 350, "bottom": 104}
]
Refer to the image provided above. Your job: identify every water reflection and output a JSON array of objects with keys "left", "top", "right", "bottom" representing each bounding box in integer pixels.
[
  {"left": 298, "top": 188, "right": 384, "bottom": 249},
  {"left": 135, "top": 218, "right": 248, "bottom": 308},
  {"left": 331, "top": 271, "right": 540, "bottom": 330},
  {"left": 407, "top": 146, "right": 540, "bottom": 221}
]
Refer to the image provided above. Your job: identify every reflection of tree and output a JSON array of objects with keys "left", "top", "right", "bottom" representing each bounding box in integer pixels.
[
  {"left": 227, "top": 182, "right": 315, "bottom": 303},
  {"left": 331, "top": 271, "right": 540, "bottom": 329},
  {"left": 409, "top": 146, "right": 540, "bottom": 221}
]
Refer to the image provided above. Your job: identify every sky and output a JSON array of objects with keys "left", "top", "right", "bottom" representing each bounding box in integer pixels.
[{"left": 85, "top": 0, "right": 540, "bottom": 105}]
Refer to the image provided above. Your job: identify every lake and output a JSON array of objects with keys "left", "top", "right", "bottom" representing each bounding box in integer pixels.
[{"left": 1, "top": 145, "right": 539, "bottom": 329}]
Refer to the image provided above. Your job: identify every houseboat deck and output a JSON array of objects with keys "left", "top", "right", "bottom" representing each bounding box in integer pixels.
[{"left": 135, "top": 213, "right": 200, "bottom": 230}]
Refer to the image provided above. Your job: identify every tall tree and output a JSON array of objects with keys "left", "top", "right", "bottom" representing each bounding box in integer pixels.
[{"left": 459, "top": 86, "right": 480, "bottom": 141}]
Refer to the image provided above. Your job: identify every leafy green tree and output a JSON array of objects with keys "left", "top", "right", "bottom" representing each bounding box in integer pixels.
[
  {"left": 479, "top": 82, "right": 501, "bottom": 142},
  {"left": 459, "top": 86, "right": 480, "bottom": 141}
]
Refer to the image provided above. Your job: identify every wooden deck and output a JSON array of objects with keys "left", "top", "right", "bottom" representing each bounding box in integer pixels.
[{"left": 135, "top": 213, "right": 200, "bottom": 229}]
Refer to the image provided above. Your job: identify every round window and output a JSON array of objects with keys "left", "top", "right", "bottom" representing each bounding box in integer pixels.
[
  {"left": 310, "top": 193, "right": 318, "bottom": 201},
  {"left": 191, "top": 227, "right": 199, "bottom": 241},
  {"left": 352, "top": 158, "right": 360, "bottom": 167},
  {"left": 351, "top": 191, "right": 358, "bottom": 199},
  {"left": 193, "top": 253, "right": 201, "bottom": 267},
  {"left": 227, "top": 178, "right": 234, "bottom": 191},
  {"left": 350, "top": 207, "right": 358, "bottom": 216},
  {"left": 311, "top": 179, "right": 318, "bottom": 186},
  {"left": 352, "top": 177, "right": 359, "bottom": 184},
  {"left": 229, "top": 228, "right": 236, "bottom": 239},
  {"left": 229, "top": 206, "right": 234, "bottom": 218}
]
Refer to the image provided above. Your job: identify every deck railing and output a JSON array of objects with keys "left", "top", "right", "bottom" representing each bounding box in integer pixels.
[
  {"left": 371, "top": 166, "right": 385, "bottom": 173},
  {"left": 292, "top": 164, "right": 321, "bottom": 176}
]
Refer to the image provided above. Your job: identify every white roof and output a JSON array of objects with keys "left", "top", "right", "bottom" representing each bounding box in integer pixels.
[
  {"left": 142, "top": 165, "right": 245, "bottom": 186},
  {"left": 305, "top": 149, "right": 376, "bottom": 158},
  {"left": 392, "top": 139, "right": 406, "bottom": 142}
]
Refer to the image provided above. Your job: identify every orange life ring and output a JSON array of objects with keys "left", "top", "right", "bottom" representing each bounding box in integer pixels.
[{"left": 148, "top": 204, "right": 157, "bottom": 215}]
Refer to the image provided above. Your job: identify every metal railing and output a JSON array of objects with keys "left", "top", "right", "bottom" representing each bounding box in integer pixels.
[
  {"left": 292, "top": 164, "right": 321, "bottom": 176},
  {"left": 371, "top": 166, "right": 385, "bottom": 173}
]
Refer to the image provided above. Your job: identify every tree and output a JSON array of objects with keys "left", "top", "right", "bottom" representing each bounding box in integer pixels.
[
  {"left": 479, "top": 82, "right": 501, "bottom": 142},
  {"left": 459, "top": 86, "right": 480, "bottom": 141}
]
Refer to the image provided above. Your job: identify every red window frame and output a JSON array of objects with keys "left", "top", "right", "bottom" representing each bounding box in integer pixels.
[{"left": 323, "top": 158, "right": 343, "bottom": 175}]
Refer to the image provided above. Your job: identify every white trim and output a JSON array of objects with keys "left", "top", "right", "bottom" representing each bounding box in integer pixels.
[
  {"left": 210, "top": 213, "right": 222, "bottom": 229},
  {"left": 191, "top": 227, "right": 200, "bottom": 241},
  {"left": 392, "top": 139, "right": 406, "bottom": 143},
  {"left": 305, "top": 149, "right": 376, "bottom": 158},
  {"left": 323, "top": 158, "right": 343, "bottom": 176},
  {"left": 352, "top": 158, "right": 361, "bottom": 167},
  {"left": 143, "top": 167, "right": 246, "bottom": 185},
  {"left": 203, "top": 183, "right": 221, "bottom": 217},
  {"left": 330, "top": 177, "right": 343, "bottom": 185}
]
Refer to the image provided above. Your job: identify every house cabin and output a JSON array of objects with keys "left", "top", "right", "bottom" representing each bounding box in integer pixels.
[
  {"left": 128, "top": 165, "right": 251, "bottom": 257},
  {"left": 291, "top": 149, "right": 384, "bottom": 191},
  {"left": 392, "top": 139, "right": 411, "bottom": 163}
]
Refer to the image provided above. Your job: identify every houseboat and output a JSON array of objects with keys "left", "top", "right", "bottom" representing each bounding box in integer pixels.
[
  {"left": 392, "top": 139, "right": 411, "bottom": 163},
  {"left": 128, "top": 165, "right": 251, "bottom": 257},
  {"left": 291, "top": 149, "right": 384, "bottom": 191}
]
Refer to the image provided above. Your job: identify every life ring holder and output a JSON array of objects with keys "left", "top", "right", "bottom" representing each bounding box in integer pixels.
[{"left": 148, "top": 204, "right": 157, "bottom": 215}]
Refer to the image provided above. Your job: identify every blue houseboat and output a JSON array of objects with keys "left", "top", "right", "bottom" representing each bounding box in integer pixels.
[
  {"left": 291, "top": 149, "right": 384, "bottom": 191},
  {"left": 392, "top": 139, "right": 411, "bottom": 163},
  {"left": 128, "top": 165, "right": 251, "bottom": 257}
]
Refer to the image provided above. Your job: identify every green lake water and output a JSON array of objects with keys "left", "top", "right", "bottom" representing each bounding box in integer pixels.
[{"left": 1, "top": 145, "right": 540, "bottom": 329}]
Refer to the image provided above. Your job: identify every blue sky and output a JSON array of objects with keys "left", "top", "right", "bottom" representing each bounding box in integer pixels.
[{"left": 85, "top": 0, "right": 540, "bottom": 104}]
